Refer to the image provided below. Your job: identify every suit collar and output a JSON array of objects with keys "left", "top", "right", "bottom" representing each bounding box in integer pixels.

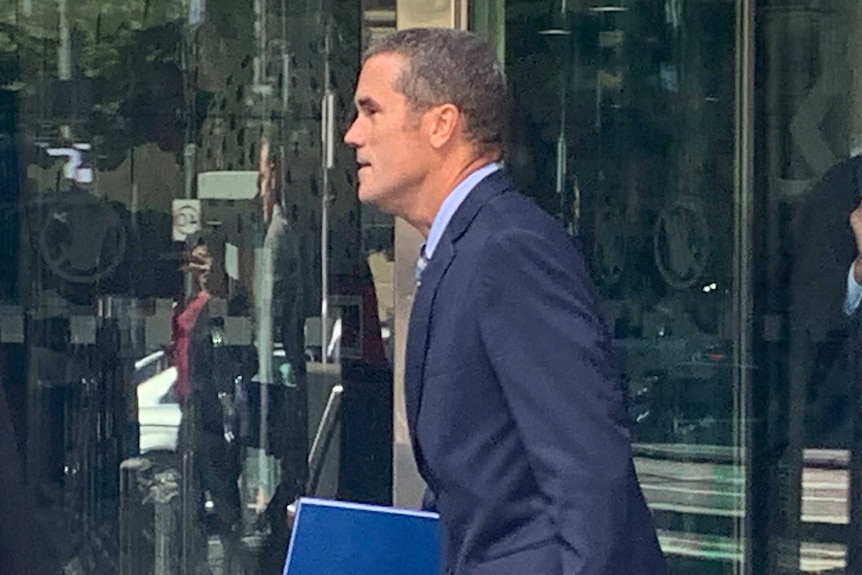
[
  {"left": 439, "top": 169, "right": 514, "bottom": 247},
  {"left": 425, "top": 163, "right": 501, "bottom": 258}
]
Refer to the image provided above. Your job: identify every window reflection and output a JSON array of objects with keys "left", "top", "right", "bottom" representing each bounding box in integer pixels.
[{"left": 0, "top": 0, "right": 392, "bottom": 573}]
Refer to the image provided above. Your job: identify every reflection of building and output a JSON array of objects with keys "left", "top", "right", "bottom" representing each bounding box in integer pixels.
[{"left": 4, "top": 0, "right": 862, "bottom": 574}]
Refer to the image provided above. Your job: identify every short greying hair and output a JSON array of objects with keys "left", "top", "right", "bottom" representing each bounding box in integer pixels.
[{"left": 365, "top": 28, "right": 508, "bottom": 157}]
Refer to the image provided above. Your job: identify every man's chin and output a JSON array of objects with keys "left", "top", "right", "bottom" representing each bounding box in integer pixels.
[
  {"left": 358, "top": 186, "right": 383, "bottom": 208},
  {"left": 357, "top": 185, "right": 400, "bottom": 217},
  {"left": 357, "top": 191, "right": 373, "bottom": 206}
]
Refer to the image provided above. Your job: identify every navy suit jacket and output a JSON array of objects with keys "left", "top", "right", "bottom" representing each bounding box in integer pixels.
[{"left": 405, "top": 170, "right": 667, "bottom": 575}]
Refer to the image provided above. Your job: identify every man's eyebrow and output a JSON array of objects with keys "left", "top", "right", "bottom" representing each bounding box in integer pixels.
[{"left": 356, "top": 96, "right": 380, "bottom": 110}]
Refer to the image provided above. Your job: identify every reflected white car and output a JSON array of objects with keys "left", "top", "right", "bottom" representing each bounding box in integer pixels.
[{"left": 137, "top": 366, "right": 181, "bottom": 453}]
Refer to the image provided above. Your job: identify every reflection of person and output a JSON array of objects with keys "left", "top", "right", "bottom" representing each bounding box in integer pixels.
[
  {"left": 256, "top": 136, "right": 304, "bottom": 386},
  {"left": 789, "top": 156, "right": 861, "bottom": 448},
  {"left": 254, "top": 137, "right": 308, "bottom": 568},
  {"left": 344, "top": 28, "right": 666, "bottom": 575},
  {"left": 847, "top": 170, "right": 862, "bottom": 315},
  {"left": 791, "top": 155, "right": 862, "bottom": 571},
  {"left": 174, "top": 238, "right": 242, "bottom": 569}
]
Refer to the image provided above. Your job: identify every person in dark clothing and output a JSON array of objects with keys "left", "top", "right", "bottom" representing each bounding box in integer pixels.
[
  {"left": 789, "top": 156, "right": 862, "bottom": 449},
  {"left": 252, "top": 136, "right": 310, "bottom": 574},
  {"left": 344, "top": 28, "right": 665, "bottom": 575},
  {"left": 255, "top": 136, "right": 307, "bottom": 501},
  {"left": 176, "top": 238, "right": 243, "bottom": 571},
  {"left": 787, "top": 155, "right": 862, "bottom": 572}
]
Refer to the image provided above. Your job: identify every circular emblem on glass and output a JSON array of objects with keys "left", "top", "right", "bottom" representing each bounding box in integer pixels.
[
  {"left": 653, "top": 199, "right": 711, "bottom": 289},
  {"left": 593, "top": 205, "right": 626, "bottom": 288},
  {"left": 40, "top": 193, "right": 127, "bottom": 283}
]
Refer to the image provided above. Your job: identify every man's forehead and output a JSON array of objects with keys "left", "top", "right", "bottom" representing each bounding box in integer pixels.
[{"left": 356, "top": 52, "right": 405, "bottom": 91}]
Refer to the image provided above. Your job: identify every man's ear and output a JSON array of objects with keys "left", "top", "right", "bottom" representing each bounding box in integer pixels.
[{"left": 427, "top": 104, "right": 461, "bottom": 150}]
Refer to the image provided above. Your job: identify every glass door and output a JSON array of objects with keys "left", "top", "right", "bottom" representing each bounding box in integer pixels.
[
  {"left": 757, "top": 2, "right": 862, "bottom": 573},
  {"left": 473, "top": 1, "right": 748, "bottom": 573}
]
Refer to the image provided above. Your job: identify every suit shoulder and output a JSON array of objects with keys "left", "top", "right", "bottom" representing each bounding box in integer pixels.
[{"left": 479, "top": 188, "right": 568, "bottom": 239}]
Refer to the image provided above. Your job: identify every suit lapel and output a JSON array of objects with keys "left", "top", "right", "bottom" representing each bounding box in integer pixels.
[
  {"left": 404, "top": 170, "right": 516, "bottom": 445},
  {"left": 405, "top": 238, "right": 454, "bottom": 437}
]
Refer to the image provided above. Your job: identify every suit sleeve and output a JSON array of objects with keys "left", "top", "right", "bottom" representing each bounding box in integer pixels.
[
  {"left": 476, "top": 227, "right": 633, "bottom": 574},
  {"left": 421, "top": 488, "right": 437, "bottom": 512},
  {"left": 789, "top": 170, "right": 856, "bottom": 340}
]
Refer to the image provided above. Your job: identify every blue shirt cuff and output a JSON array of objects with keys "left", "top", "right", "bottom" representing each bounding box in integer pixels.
[{"left": 845, "top": 263, "right": 862, "bottom": 316}]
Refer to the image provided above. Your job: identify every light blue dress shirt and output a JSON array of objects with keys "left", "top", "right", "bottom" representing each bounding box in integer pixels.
[
  {"left": 424, "top": 163, "right": 501, "bottom": 259},
  {"left": 846, "top": 263, "right": 862, "bottom": 316}
]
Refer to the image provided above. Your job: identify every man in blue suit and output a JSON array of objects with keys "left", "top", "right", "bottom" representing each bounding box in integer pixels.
[{"left": 344, "top": 27, "right": 667, "bottom": 575}]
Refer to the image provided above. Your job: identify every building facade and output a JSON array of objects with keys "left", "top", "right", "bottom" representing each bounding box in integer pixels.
[{"left": 0, "top": 0, "right": 858, "bottom": 573}]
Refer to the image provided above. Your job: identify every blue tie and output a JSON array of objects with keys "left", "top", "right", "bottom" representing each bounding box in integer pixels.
[{"left": 415, "top": 245, "right": 429, "bottom": 285}]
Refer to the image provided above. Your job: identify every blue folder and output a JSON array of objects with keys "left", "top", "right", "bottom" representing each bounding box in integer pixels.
[{"left": 283, "top": 497, "right": 440, "bottom": 575}]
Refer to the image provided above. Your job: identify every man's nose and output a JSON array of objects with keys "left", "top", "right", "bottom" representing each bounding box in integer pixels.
[{"left": 343, "top": 118, "right": 361, "bottom": 148}]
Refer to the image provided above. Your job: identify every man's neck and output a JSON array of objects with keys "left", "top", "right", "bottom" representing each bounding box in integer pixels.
[{"left": 410, "top": 155, "right": 498, "bottom": 237}]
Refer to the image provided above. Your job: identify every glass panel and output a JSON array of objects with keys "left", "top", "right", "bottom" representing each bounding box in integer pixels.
[
  {"left": 759, "top": 2, "right": 862, "bottom": 573},
  {"left": 473, "top": 1, "right": 743, "bottom": 573},
  {"left": 0, "top": 0, "right": 392, "bottom": 573}
]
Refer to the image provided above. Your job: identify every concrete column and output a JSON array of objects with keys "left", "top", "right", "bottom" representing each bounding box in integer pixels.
[{"left": 391, "top": 0, "right": 463, "bottom": 509}]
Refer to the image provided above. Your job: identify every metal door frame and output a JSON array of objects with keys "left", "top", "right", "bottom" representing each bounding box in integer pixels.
[{"left": 735, "top": 0, "right": 755, "bottom": 573}]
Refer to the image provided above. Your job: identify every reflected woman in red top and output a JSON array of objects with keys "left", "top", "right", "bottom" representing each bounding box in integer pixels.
[
  {"left": 173, "top": 237, "right": 242, "bottom": 571},
  {"left": 174, "top": 240, "right": 213, "bottom": 401}
]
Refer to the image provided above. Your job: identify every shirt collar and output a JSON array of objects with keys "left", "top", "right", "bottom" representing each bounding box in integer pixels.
[{"left": 425, "top": 163, "right": 501, "bottom": 259}]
